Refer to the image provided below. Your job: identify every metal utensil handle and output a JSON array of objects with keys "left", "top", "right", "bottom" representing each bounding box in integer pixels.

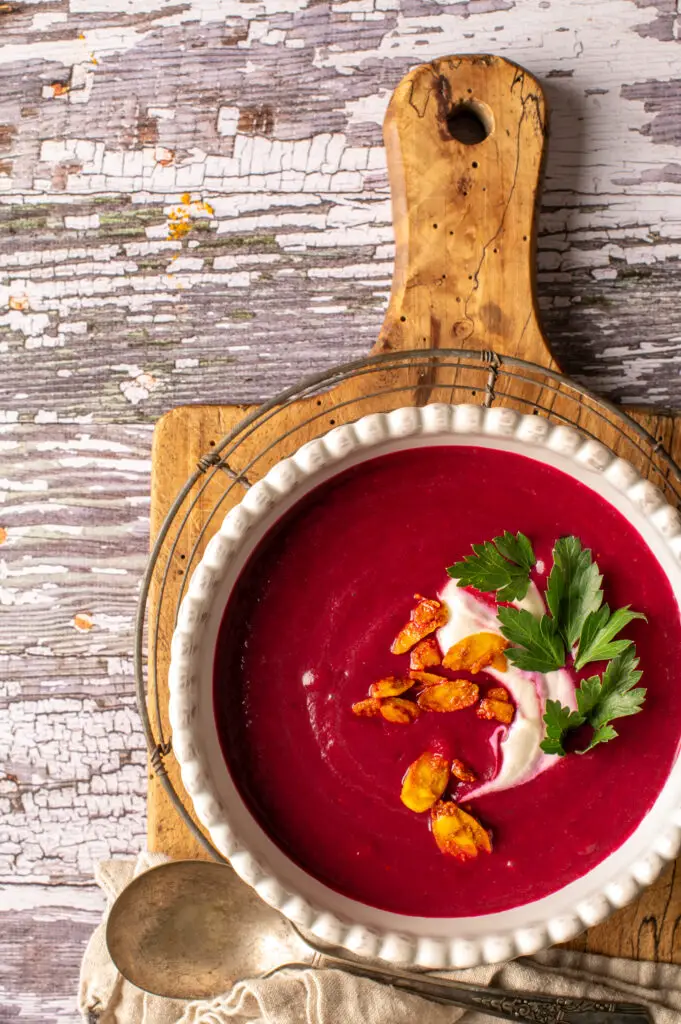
[{"left": 318, "top": 956, "right": 652, "bottom": 1024}]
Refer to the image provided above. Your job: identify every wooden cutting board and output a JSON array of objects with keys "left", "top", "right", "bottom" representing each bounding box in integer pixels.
[{"left": 148, "top": 55, "right": 681, "bottom": 963}]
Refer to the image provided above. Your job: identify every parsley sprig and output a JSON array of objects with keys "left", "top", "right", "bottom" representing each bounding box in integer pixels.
[
  {"left": 447, "top": 531, "right": 536, "bottom": 602},
  {"left": 543, "top": 648, "right": 646, "bottom": 755},
  {"left": 540, "top": 702, "right": 584, "bottom": 756},
  {"left": 546, "top": 536, "right": 603, "bottom": 649},
  {"left": 497, "top": 606, "right": 564, "bottom": 673},
  {"left": 574, "top": 604, "right": 646, "bottom": 670},
  {"left": 449, "top": 533, "right": 647, "bottom": 756}
]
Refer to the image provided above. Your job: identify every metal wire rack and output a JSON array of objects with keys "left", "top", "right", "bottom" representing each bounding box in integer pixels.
[{"left": 134, "top": 348, "right": 681, "bottom": 859}]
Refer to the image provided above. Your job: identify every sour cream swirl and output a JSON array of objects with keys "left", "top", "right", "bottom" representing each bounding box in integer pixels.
[{"left": 437, "top": 580, "right": 576, "bottom": 800}]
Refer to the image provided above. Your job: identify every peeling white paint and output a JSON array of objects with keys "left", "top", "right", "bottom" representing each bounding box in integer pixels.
[
  {"left": 63, "top": 214, "right": 100, "bottom": 231},
  {"left": 217, "top": 106, "right": 240, "bottom": 136},
  {"left": 0, "top": 884, "right": 103, "bottom": 913}
]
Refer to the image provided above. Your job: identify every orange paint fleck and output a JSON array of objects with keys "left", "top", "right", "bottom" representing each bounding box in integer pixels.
[
  {"left": 167, "top": 206, "right": 191, "bottom": 241},
  {"left": 166, "top": 196, "right": 214, "bottom": 241},
  {"left": 73, "top": 612, "right": 94, "bottom": 632},
  {"left": 154, "top": 146, "right": 175, "bottom": 167},
  {"left": 9, "top": 295, "right": 29, "bottom": 311},
  {"left": 0, "top": 527, "right": 7, "bottom": 545},
  {"left": 48, "top": 82, "right": 70, "bottom": 98}
]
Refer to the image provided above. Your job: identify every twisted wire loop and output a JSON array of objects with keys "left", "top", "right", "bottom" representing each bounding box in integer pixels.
[
  {"left": 134, "top": 349, "right": 681, "bottom": 854},
  {"left": 482, "top": 350, "right": 502, "bottom": 408},
  {"left": 150, "top": 742, "right": 172, "bottom": 777},
  {"left": 222, "top": 465, "right": 253, "bottom": 488},
  {"left": 197, "top": 448, "right": 253, "bottom": 488},
  {"left": 196, "top": 450, "right": 222, "bottom": 473}
]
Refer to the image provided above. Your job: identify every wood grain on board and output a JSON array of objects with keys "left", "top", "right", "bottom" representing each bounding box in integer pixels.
[
  {"left": 148, "top": 58, "right": 680, "bottom": 965},
  {"left": 377, "top": 56, "right": 551, "bottom": 368}
]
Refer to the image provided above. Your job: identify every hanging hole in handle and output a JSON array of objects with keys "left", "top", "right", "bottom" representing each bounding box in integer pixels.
[{"left": 446, "top": 100, "right": 493, "bottom": 146}]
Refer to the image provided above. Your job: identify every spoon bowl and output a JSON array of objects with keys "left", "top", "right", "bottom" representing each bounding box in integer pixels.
[{"left": 106, "top": 860, "right": 312, "bottom": 1000}]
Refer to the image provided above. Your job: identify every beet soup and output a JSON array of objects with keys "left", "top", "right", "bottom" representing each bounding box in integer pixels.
[{"left": 213, "top": 447, "right": 681, "bottom": 917}]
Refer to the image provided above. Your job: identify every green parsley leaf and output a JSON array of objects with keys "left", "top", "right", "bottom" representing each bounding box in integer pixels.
[
  {"left": 573, "top": 650, "right": 646, "bottom": 753},
  {"left": 574, "top": 605, "right": 647, "bottom": 670},
  {"left": 579, "top": 723, "right": 619, "bottom": 753},
  {"left": 540, "top": 699, "right": 585, "bottom": 756},
  {"left": 545, "top": 536, "right": 603, "bottom": 649},
  {"left": 540, "top": 736, "right": 568, "bottom": 756},
  {"left": 497, "top": 606, "right": 565, "bottom": 673},
  {"left": 586, "top": 647, "right": 646, "bottom": 729},
  {"left": 447, "top": 531, "right": 536, "bottom": 602},
  {"left": 493, "top": 531, "right": 536, "bottom": 573},
  {"left": 574, "top": 674, "right": 602, "bottom": 718}
]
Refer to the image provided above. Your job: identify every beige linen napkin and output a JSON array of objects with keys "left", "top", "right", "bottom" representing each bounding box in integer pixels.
[{"left": 79, "top": 854, "right": 681, "bottom": 1024}]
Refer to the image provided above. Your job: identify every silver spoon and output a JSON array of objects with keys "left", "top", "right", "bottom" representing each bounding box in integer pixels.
[{"left": 106, "top": 860, "right": 650, "bottom": 1023}]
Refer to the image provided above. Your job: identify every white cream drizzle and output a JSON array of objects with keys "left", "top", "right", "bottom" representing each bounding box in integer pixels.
[{"left": 437, "top": 580, "right": 576, "bottom": 800}]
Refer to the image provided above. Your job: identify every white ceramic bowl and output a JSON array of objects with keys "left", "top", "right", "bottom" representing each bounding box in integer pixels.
[{"left": 168, "top": 404, "right": 681, "bottom": 968}]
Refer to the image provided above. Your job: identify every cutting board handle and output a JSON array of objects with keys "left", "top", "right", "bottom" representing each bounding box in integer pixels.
[{"left": 374, "top": 55, "right": 553, "bottom": 369}]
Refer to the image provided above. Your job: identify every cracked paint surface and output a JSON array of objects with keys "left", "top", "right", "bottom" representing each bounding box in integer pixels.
[{"left": 1, "top": 0, "right": 681, "bottom": 1019}]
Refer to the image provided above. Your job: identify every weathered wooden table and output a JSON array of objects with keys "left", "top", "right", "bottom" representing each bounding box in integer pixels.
[{"left": 1, "top": 2, "right": 680, "bottom": 1021}]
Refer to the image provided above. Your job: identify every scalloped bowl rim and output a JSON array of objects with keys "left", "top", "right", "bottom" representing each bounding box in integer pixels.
[{"left": 168, "top": 403, "right": 681, "bottom": 969}]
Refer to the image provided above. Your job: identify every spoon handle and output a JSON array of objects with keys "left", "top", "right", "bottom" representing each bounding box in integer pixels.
[{"left": 315, "top": 957, "right": 652, "bottom": 1024}]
